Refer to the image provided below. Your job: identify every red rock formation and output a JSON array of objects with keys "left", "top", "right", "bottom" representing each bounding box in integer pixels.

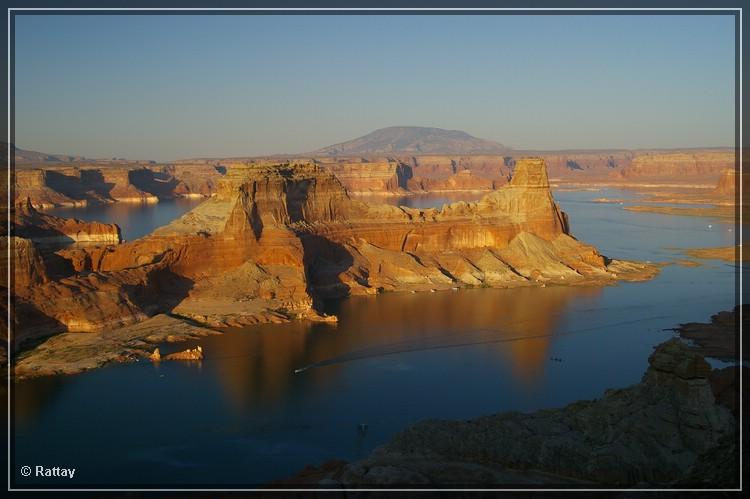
[
  {"left": 318, "top": 158, "right": 406, "bottom": 194},
  {"left": 99, "top": 167, "right": 159, "bottom": 203},
  {"left": 308, "top": 149, "right": 733, "bottom": 195},
  {"left": 169, "top": 164, "right": 222, "bottom": 197},
  {"left": 150, "top": 345, "right": 203, "bottom": 361},
  {"left": 15, "top": 157, "right": 658, "bottom": 348},
  {"left": 401, "top": 155, "right": 508, "bottom": 192},
  {"left": 535, "top": 151, "right": 634, "bottom": 178},
  {"left": 13, "top": 169, "right": 81, "bottom": 209},
  {"left": 14, "top": 163, "right": 222, "bottom": 209},
  {"left": 0, "top": 236, "right": 49, "bottom": 288},
  {"left": 714, "top": 169, "right": 736, "bottom": 196},
  {"left": 713, "top": 168, "right": 748, "bottom": 198},
  {"left": 616, "top": 151, "right": 734, "bottom": 183},
  {"left": 14, "top": 198, "right": 122, "bottom": 246},
  {"left": 407, "top": 169, "right": 498, "bottom": 192}
]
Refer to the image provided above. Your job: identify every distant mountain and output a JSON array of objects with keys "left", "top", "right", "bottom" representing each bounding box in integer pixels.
[
  {"left": 1, "top": 142, "right": 88, "bottom": 164},
  {"left": 312, "top": 126, "right": 509, "bottom": 156}
]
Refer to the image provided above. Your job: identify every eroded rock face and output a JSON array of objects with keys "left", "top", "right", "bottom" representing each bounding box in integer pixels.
[
  {"left": 167, "top": 164, "right": 222, "bottom": 197},
  {"left": 294, "top": 339, "right": 735, "bottom": 486},
  {"left": 312, "top": 149, "right": 734, "bottom": 195},
  {"left": 402, "top": 155, "right": 508, "bottom": 193},
  {"left": 13, "top": 157, "right": 659, "bottom": 366},
  {"left": 616, "top": 151, "right": 734, "bottom": 183},
  {"left": 150, "top": 345, "right": 203, "bottom": 361},
  {"left": 712, "top": 168, "right": 749, "bottom": 200},
  {"left": 13, "top": 170, "right": 82, "bottom": 209},
  {"left": 714, "top": 169, "right": 737, "bottom": 197},
  {"left": 318, "top": 158, "right": 407, "bottom": 194},
  {"left": 673, "top": 305, "right": 746, "bottom": 362},
  {"left": 14, "top": 198, "right": 122, "bottom": 246},
  {"left": 538, "top": 151, "right": 635, "bottom": 178},
  {"left": 0, "top": 236, "right": 49, "bottom": 288},
  {"left": 14, "top": 163, "right": 224, "bottom": 209},
  {"left": 300, "top": 157, "right": 625, "bottom": 298}
]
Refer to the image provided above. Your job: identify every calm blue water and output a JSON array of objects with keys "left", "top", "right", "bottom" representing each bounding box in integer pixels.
[
  {"left": 46, "top": 197, "right": 206, "bottom": 241},
  {"left": 13, "top": 189, "right": 742, "bottom": 486}
]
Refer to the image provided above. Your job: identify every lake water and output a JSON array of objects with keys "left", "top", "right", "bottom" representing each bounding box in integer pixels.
[
  {"left": 46, "top": 197, "right": 206, "bottom": 241},
  {"left": 12, "top": 188, "right": 742, "bottom": 487}
]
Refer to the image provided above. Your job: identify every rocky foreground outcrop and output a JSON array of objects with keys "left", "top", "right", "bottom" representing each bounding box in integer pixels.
[
  {"left": 11, "top": 157, "right": 658, "bottom": 371},
  {"left": 672, "top": 305, "right": 746, "bottom": 362},
  {"left": 281, "top": 335, "right": 740, "bottom": 487}
]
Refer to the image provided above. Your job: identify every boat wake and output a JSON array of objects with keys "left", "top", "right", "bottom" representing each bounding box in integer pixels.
[{"left": 293, "top": 315, "right": 670, "bottom": 374}]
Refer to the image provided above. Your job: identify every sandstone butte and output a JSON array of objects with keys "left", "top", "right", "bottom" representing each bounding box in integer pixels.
[{"left": 8, "top": 157, "right": 660, "bottom": 373}]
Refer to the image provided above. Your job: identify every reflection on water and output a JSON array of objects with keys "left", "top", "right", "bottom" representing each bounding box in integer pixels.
[
  {"left": 13, "top": 376, "right": 65, "bottom": 427},
  {"left": 13, "top": 188, "right": 742, "bottom": 485},
  {"left": 203, "top": 285, "right": 601, "bottom": 413},
  {"left": 46, "top": 197, "right": 205, "bottom": 241}
]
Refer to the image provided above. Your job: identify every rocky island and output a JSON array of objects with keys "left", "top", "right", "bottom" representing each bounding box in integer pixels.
[{"left": 7, "top": 157, "right": 658, "bottom": 377}]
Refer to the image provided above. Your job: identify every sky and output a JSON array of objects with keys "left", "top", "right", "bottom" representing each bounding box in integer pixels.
[{"left": 14, "top": 14, "right": 736, "bottom": 161}]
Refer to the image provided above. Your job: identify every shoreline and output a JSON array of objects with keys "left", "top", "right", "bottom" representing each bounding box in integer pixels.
[
  {"left": 277, "top": 307, "right": 743, "bottom": 487},
  {"left": 34, "top": 193, "right": 212, "bottom": 211},
  {"left": 10, "top": 262, "right": 660, "bottom": 381}
]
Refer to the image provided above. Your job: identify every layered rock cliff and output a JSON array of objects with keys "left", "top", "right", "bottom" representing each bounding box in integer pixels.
[
  {"left": 167, "top": 164, "right": 222, "bottom": 197},
  {"left": 317, "top": 158, "right": 407, "bottom": 194},
  {"left": 14, "top": 148, "right": 736, "bottom": 210},
  {"left": 616, "top": 151, "right": 734, "bottom": 183},
  {"left": 1, "top": 236, "right": 49, "bottom": 289},
  {"left": 399, "top": 155, "right": 507, "bottom": 193},
  {"left": 536, "top": 151, "right": 635, "bottom": 178},
  {"left": 713, "top": 168, "right": 748, "bottom": 199},
  {"left": 13, "top": 169, "right": 82, "bottom": 209},
  {"left": 12, "top": 158, "right": 658, "bottom": 361},
  {"left": 308, "top": 149, "right": 733, "bottom": 197},
  {"left": 14, "top": 198, "right": 122, "bottom": 247},
  {"left": 14, "top": 163, "right": 224, "bottom": 209}
]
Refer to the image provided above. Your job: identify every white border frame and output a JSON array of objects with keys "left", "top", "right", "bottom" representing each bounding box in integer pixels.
[{"left": 5, "top": 5, "right": 744, "bottom": 493}]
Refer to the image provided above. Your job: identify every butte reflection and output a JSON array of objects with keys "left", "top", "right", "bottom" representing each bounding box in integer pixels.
[{"left": 207, "top": 284, "right": 604, "bottom": 410}]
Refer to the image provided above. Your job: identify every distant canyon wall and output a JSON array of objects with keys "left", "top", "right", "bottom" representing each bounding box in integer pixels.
[
  {"left": 12, "top": 150, "right": 736, "bottom": 209},
  {"left": 615, "top": 151, "right": 735, "bottom": 182},
  {"left": 312, "top": 149, "right": 735, "bottom": 196},
  {"left": 13, "top": 162, "right": 225, "bottom": 209}
]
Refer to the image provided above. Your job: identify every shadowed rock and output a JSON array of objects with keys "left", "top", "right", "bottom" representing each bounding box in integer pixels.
[
  {"left": 284, "top": 338, "right": 736, "bottom": 486},
  {"left": 12, "top": 157, "right": 660, "bottom": 377}
]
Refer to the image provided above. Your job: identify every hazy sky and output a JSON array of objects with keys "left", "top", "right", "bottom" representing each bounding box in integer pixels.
[{"left": 15, "top": 14, "right": 735, "bottom": 161}]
